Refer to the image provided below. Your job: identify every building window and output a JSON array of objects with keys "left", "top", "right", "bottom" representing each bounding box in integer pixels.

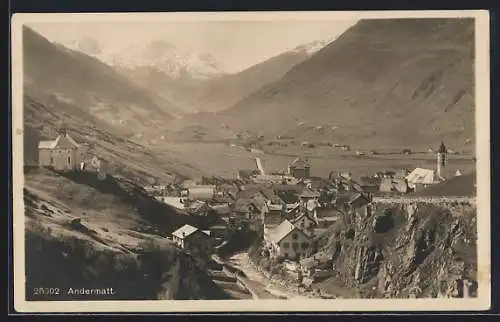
[
  {"left": 284, "top": 253, "right": 288, "bottom": 259},
  {"left": 301, "top": 242, "right": 309, "bottom": 249},
  {"left": 292, "top": 242, "right": 298, "bottom": 250},
  {"left": 292, "top": 233, "right": 298, "bottom": 240},
  {"left": 68, "top": 156, "right": 71, "bottom": 165},
  {"left": 283, "top": 242, "right": 290, "bottom": 249},
  {"left": 50, "top": 157, "right": 54, "bottom": 164}
]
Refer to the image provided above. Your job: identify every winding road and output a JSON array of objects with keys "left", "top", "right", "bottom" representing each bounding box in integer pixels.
[{"left": 226, "top": 253, "right": 311, "bottom": 300}]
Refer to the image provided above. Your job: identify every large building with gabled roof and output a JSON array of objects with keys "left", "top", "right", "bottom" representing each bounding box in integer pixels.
[
  {"left": 38, "top": 131, "right": 83, "bottom": 171},
  {"left": 171, "top": 224, "right": 214, "bottom": 255},
  {"left": 263, "top": 219, "right": 311, "bottom": 260},
  {"left": 287, "top": 157, "right": 311, "bottom": 179}
]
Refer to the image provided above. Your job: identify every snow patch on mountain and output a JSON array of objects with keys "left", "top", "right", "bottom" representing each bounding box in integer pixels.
[
  {"left": 59, "top": 38, "right": 225, "bottom": 80},
  {"left": 292, "top": 39, "right": 333, "bottom": 55}
]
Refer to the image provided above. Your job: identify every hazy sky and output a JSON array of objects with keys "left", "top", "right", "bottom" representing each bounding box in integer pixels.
[{"left": 28, "top": 20, "right": 358, "bottom": 72}]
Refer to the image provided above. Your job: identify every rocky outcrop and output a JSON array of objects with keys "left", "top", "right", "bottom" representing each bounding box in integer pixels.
[{"left": 318, "top": 202, "right": 477, "bottom": 298}]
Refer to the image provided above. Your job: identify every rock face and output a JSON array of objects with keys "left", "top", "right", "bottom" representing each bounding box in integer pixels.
[{"left": 318, "top": 202, "right": 477, "bottom": 298}]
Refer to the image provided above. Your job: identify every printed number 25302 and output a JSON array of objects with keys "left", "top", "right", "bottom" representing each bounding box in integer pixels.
[{"left": 33, "top": 288, "right": 60, "bottom": 296}]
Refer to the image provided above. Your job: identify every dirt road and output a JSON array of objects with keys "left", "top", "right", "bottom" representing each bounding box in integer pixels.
[{"left": 227, "top": 253, "right": 311, "bottom": 300}]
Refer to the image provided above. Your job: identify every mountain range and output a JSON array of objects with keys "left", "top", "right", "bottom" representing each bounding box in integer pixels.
[
  {"left": 72, "top": 38, "right": 225, "bottom": 80},
  {"left": 91, "top": 39, "right": 332, "bottom": 113},
  {"left": 23, "top": 26, "right": 181, "bottom": 130},
  {"left": 217, "top": 18, "right": 475, "bottom": 150},
  {"left": 23, "top": 18, "right": 476, "bottom": 154}
]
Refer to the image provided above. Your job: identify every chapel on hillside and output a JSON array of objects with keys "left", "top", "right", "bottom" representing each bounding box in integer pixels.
[{"left": 38, "top": 131, "right": 83, "bottom": 171}]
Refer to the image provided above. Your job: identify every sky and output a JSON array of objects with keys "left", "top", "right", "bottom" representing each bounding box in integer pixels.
[{"left": 28, "top": 20, "right": 358, "bottom": 73}]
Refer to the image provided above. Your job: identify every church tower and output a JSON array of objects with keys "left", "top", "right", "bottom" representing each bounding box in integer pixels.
[{"left": 437, "top": 141, "right": 447, "bottom": 179}]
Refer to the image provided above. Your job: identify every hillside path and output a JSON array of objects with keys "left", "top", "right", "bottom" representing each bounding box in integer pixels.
[{"left": 227, "top": 253, "right": 311, "bottom": 300}]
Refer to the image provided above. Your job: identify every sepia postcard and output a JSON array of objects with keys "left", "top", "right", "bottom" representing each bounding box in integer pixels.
[{"left": 11, "top": 10, "right": 491, "bottom": 312}]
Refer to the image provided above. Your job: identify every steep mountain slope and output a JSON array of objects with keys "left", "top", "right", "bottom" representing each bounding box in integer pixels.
[
  {"left": 22, "top": 91, "right": 230, "bottom": 300},
  {"left": 24, "top": 169, "right": 230, "bottom": 300},
  {"left": 118, "top": 40, "right": 331, "bottom": 113},
  {"left": 23, "top": 27, "right": 180, "bottom": 133},
  {"left": 220, "top": 19, "right": 475, "bottom": 150},
  {"left": 23, "top": 90, "right": 200, "bottom": 183}
]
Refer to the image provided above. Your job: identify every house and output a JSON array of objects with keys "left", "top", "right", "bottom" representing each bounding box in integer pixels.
[
  {"left": 181, "top": 180, "right": 197, "bottom": 189},
  {"left": 340, "top": 145, "right": 351, "bottom": 151},
  {"left": 211, "top": 204, "right": 232, "bottom": 221},
  {"left": 38, "top": 131, "right": 83, "bottom": 171},
  {"left": 290, "top": 211, "right": 317, "bottom": 237},
  {"left": 287, "top": 157, "right": 311, "bottom": 179},
  {"left": 286, "top": 202, "right": 302, "bottom": 217},
  {"left": 406, "top": 168, "right": 437, "bottom": 191},
  {"left": 186, "top": 200, "right": 211, "bottom": 215},
  {"left": 299, "top": 253, "right": 333, "bottom": 277},
  {"left": 171, "top": 224, "right": 214, "bottom": 256},
  {"left": 333, "top": 192, "right": 353, "bottom": 212},
  {"left": 357, "top": 176, "right": 380, "bottom": 193},
  {"left": 259, "top": 187, "right": 284, "bottom": 205},
  {"left": 188, "top": 185, "right": 216, "bottom": 201},
  {"left": 272, "top": 184, "right": 303, "bottom": 206},
  {"left": 315, "top": 207, "right": 342, "bottom": 228},
  {"left": 232, "top": 198, "right": 261, "bottom": 221},
  {"left": 84, "top": 156, "right": 102, "bottom": 172},
  {"left": 395, "top": 169, "right": 411, "bottom": 179},
  {"left": 299, "top": 187, "right": 321, "bottom": 207},
  {"left": 331, "top": 173, "right": 353, "bottom": 192},
  {"left": 379, "top": 177, "right": 408, "bottom": 194},
  {"left": 208, "top": 224, "right": 228, "bottom": 240},
  {"left": 262, "top": 201, "right": 286, "bottom": 230},
  {"left": 158, "top": 196, "right": 187, "bottom": 209},
  {"left": 393, "top": 178, "right": 409, "bottom": 193},
  {"left": 237, "top": 169, "right": 259, "bottom": 181},
  {"left": 402, "top": 149, "right": 412, "bottom": 155},
  {"left": 264, "top": 220, "right": 311, "bottom": 260},
  {"left": 347, "top": 193, "right": 373, "bottom": 216}
]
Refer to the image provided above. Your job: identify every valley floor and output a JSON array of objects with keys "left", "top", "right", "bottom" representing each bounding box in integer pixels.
[{"left": 153, "top": 141, "right": 475, "bottom": 179}]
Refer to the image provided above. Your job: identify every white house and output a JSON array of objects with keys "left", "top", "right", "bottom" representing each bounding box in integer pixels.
[
  {"left": 264, "top": 220, "right": 311, "bottom": 260},
  {"left": 171, "top": 224, "right": 213, "bottom": 255},
  {"left": 405, "top": 168, "right": 437, "bottom": 190}
]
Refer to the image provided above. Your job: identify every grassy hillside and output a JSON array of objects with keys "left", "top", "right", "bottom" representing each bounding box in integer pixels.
[
  {"left": 23, "top": 26, "right": 179, "bottom": 135},
  {"left": 219, "top": 18, "right": 475, "bottom": 151},
  {"left": 23, "top": 90, "right": 200, "bottom": 183},
  {"left": 24, "top": 169, "right": 230, "bottom": 300}
]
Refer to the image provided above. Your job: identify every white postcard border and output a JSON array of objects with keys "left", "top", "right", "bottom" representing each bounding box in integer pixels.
[{"left": 11, "top": 10, "right": 491, "bottom": 312}]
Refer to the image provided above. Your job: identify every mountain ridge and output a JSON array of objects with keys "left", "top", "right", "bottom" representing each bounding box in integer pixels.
[
  {"left": 217, "top": 18, "right": 475, "bottom": 150},
  {"left": 23, "top": 26, "right": 181, "bottom": 132},
  {"left": 117, "top": 39, "right": 333, "bottom": 114}
]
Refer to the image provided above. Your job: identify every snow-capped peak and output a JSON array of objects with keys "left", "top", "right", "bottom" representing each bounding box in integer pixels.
[
  {"left": 57, "top": 38, "right": 225, "bottom": 80},
  {"left": 292, "top": 39, "right": 333, "bottom": 55}
]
